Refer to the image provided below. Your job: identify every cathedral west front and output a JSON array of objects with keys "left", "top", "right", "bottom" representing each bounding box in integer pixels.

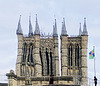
[{"left": 6, "top": 15, "right": 88, "bottom": 86}]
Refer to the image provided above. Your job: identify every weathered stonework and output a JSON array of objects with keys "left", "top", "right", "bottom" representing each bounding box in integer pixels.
[
  {"left": 6, "top": 17, "right": 88, "bottom": 86},
  {"left": 61, "top": 35, "right": 88, "bottom": 85}
]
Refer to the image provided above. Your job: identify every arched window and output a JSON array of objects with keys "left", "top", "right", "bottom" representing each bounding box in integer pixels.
[
  {"left": 75, "top": 44, "right": 79, "bottom": 67},
  {"left": 27, "top": 43, "right": 33, "bottom": 63},
  {"left": 22, "top": 43, "right": 27, "bottom": 62},
  {"left": 27, "top": 43, "right": 34, "bottom": 76},
  {"left": 68, "top": 44, "right": 73, "bottom": 66}
]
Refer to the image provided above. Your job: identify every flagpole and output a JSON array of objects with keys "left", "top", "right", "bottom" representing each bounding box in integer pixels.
[
  {"left": 93, "top": 46, "right": 96, "bottom": 77},
  {"left": 93, "top": 46, "right": 97, "bottom": 86}
]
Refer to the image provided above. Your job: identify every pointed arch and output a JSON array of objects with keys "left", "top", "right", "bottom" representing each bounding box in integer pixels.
[
  {"left": 21, "top": 43, "right": 27, "bottom": 76},
  {"left": 26, "top": 43, "right": 34, "bottom": 76},
  {"left": 22, "top": 43, "right": 27, "bottom": 62},
  {"left": 27, "top": 43, "right": 34, "bottom": 63}
]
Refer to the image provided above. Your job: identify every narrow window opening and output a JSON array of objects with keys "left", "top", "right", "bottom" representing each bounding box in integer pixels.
[
  {"left": 68, "top": 47, "right": 70, "bottom": 66},
  {"left": 39, "top": 48, "right": 43, "bottom": 75},
  {"left": 77, "top": 45, "right": 79, "bottom": 67},
  {"left": 68, "top": 44, "right": 73, "bottom": 67},
  {"left": 50, "top": 51, "right": 52, "bottom": 75},
  {"left": 46, "top": 48, "right": 49, "bottom": 75},
  {"left": 27, "top": 44, "right": 33, "bottom": 63},
  {"left": 27, "top": 47, "right": 30, "bottom": 62},
  {"left": 70, "top": 45, "right": 73, "bottom": 66},
  {"left": 75, "top": 44, "right": 79, "bottom": 67},
  {"left": 22, "top": 43, "right": 27, "bottom": 62},
  {"left": 75, "top": 46, "right": 77, "bottom": 66},
  {"left": 30, "top": 46, "right": 33, "bottom": 62}
]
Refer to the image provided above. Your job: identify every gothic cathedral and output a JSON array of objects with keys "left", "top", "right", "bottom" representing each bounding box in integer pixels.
[{"left": 6, "top": 15, "right": 88, "bottom": 86}]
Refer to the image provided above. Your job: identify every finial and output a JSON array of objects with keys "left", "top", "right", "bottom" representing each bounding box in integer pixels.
[
  {"left": 82, "top": 17, "right": 88, "bottom": 35},
  {"left": 55, "top": 19, "right": 57, "bottom": 28},
  {"left": 63, "top": 17, "right": 65, "bottom": 20},
  {"left": 61, "top": 17, "right": 67, "bottom": 36},
  {"left": 16, "top": 15, "right": 23, "bottom": 35},
  {"left": 28, "top": 16, "right": 33, "bottom": 36},
  {"left": 80, "top": 23, "right": 81, "bottom": 29},
  {"left": 79, "top": 23, "right": 82, "bottom": 35},
  {"left": 84, "top": 17, "right": 86, "bottom": 26},
  {"left": 55, "top": 19, "right": 56, "bottom": 22},
  {"left": 63, "top": 17, "right": 65, "bottom": 24},
  {"left": 29, "top": 16, "right": 31, "bottom": 24},
  {"left": 19, "top": 15, "right": 21, "bottom": 21},
  {"left": 53, "top": 19, "right": 58, "bottom": 37},
  {"left": 29, "top": 16, "right": 31, "bottom": 20},
  {"left": 84, "top": 17, "right": 86, "bottom": 20},
  {"left": 36, "top": 14, "right": 37, "bottom": 22},
  {"left": 34, "top": 14, "right": 40, "bottom": 35},
  {"left": 53, "top": 25, "right": 55, "bottom": 29}
]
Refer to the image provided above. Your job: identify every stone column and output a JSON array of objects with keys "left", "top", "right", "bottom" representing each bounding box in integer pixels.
[
  {"left": 42, "top": 48, "right": 47, "bottom": 76},
  {"left": 81, "top": 35, "right": 88, "bottom": 85},
  {"left": 34, "top": 35, "right": 42, "bottom": 76},
  {"left": 16, "top": 34, "right": 23, "bottom": 76},
  {"left": 53, "top": 36, "right": 59, "bottom": 76},
  {"left": 48, "top": 49, "right": 51, "bottom": 75},
  {"left": 73, "top": 45, "right": 75, "bottom": 76},
  {"left": 61, "top": 35, "right": 68, "bottom": 76}
]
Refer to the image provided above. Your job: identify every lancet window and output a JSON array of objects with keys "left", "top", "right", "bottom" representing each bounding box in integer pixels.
[
  {"left": 50, "top": 49, "right": 53, "bottom": 75},
  {"left": 22, "top": 43, "right": 27, "bottom": 62},
  {"left": 46, "top": 48, "right": 49, "bottom": 75},
  {"left": 39, "top": 47, "right": 53, "bottom": 76},
  {"left": 75, "top": 44, "right": 79, "bottom": 67},
  {"left": 68, "top": 44, "right": 73, "bottom": 66},
  {"left": 27, "top": 43, "right": 33, "bottom": 63},
  {"left": 22, "top": 43, "right": 34, "bottom": 76},
  {"left": 39, "top": 48, "right": 43, "bottom": 75}
]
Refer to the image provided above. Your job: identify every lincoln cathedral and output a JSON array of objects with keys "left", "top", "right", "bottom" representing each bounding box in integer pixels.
[{"left": 6, "top": 15, "right": 88, "bottom": 86}]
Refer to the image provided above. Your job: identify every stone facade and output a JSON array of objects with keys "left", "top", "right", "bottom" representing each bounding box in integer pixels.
[
  {"left": 61, "top": 35, "right": 88, "bottom": 85},
  {"left": 6, "top": 16, "right": 88, "bottom": 86}
]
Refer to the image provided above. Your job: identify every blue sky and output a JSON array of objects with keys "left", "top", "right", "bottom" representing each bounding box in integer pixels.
[{"left": 0, "top": 0, "right": 100, "bottom": 83}]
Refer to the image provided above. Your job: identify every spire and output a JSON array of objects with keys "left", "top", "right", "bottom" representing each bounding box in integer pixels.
[
  {"left": 34, "top": 14, "right": 40, "bottom": 35},
  {"left": 61, "top": 18, "right": 67, "bottom": 35},
  {"left": 82, "top": 18, "right": 88, "bottom": 35},
  {"left": 16, "top": 15, "right": 23, "bottom": 35},
  {"left": 28, "top": 16, "right": 33, "bottom": 36},
  {"left": 53, "top": 19, "right": 58, "bottom": 36},
  {"left": 79, "top": 23, "right": 82, "bottom": 35}
]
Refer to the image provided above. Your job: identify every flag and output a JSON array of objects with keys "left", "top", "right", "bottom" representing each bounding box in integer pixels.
[{"left": 89, "top": 49, "right": 95, "bottom": 59}]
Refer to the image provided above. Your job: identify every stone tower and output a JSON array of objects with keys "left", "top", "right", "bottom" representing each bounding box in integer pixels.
[
  {"left": 11, "top": 15, "right": 59, "bottom": 85},
  {"left": 16, "top": 15, "right": 60, "bottom": 77},
  {"left": 6, "top": 16, "right": 88, "bottom": 86},
  {"left": 61, "top": 18, "right": 88, "bottom": 85}
]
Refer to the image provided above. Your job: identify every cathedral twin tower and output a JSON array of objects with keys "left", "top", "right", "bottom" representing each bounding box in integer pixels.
[{"left": 7, "top": 15, "right": 88, "bottom": 86}]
